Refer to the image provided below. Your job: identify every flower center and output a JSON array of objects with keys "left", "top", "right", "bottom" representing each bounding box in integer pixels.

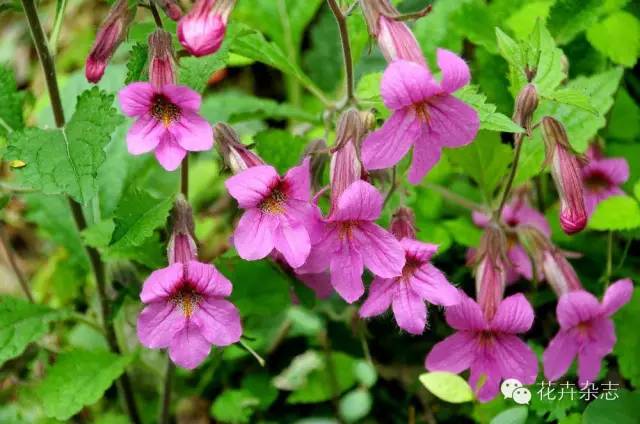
[
  {"left": 338, "top": 221, "right": 356, "bottom": 241},
  {"left": 583, "top": 171, "right": 610, "bottom": 193},
  {"left": 171, "top": 285, "right": 202, "bottom": 318},
  {"left": 477, "top": 331, "right": 495, "bottom": 347},
  {"left": 151, "top": 94, "right": 181, "bottom": 127},
  {"left": 413, "top": 102, "right": 431, "bottom": 123},
  {"left": 401, "top": 256, "right": 423, "bottom": 281},
  {"left": 258, "top": 189, "right": 287, "bottom": 215}
]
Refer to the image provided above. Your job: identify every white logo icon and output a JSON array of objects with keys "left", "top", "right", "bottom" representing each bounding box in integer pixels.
[
  {"left": 512, "top": 387, "right": 532, "bottom": 405},
  {"left": 500, "top": 378, "right": 523, "bottom": 398}
]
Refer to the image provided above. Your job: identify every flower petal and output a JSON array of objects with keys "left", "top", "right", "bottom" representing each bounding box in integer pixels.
[
  {"left": 297, "top": 271, "right": 333, "bottom": 299},
  {"left": 170, "top": 111, "right": 213, "bottom": 152},
  {"left": 381, "top": 60, "right": 440, "bottom": 110},
  {"left": 273, "top": 217, "right": 311, "bottom": 268},
  {"left": 193, "top": 298, "right": 242, "bottom": 346},
  {"left": 155, "top": 133, "right": 187, "bottom": 171},
  {"left": 361, "top": 110, "right": 420, "bottom": 171},
  {"left": 400, "top": 238, "right": 438, "bottom": 262},
  {"left": 490, "top": 293, "right": 534, "bottom": 334},
  {"left": 126, "top": 114, "right": 164, "bottom": 154},
  {"left": 353, "top": 222, "right": 405, "bottom": 278},
  {"left": 359, "top": 277, "right": 395, "bottom": 318},
  {"left": 427, "top": 95, "right": 480, "bottom": 149},
  {"left": 445, "top": 291, "right": 487, "bottom": 331},
  {"left": 408, "top": 132, "right": 442, "bottom": 184},
  {"left": 332, "top": 181, "right": 384, "bottom": 222},
  {"left": 137, "top": 301, "right": 185, "bottom": 348},
  {"left": 392, "top": 283, "right": 427, "bottom": 334},
  {"left": 602, "top": 278, "right": 633, "bottom": 317},
  {"left": 233, "top": 209, "right": 277, "bottom": 261},
  {"left": 577, "top": 350, "right": 606, "bottom": 386},
  {"left": 330, "top": 244, "right": 364, "bottom": 303},
  {"left": 543, "top": 329, "right": 578, "bottom": 381},
  {"left": 118, "top": 82, "right": 154, "bottom": 117},
  {"left": 184, "top": 261, "right": 233, "bottom": 297},
  {"left": 493, "top": 334, "right": 538, "bottom": 385},
  {"left": 411, "top": 263, "right": 460, "bottom": 307},
  {"left": 556, "top": 290, "right": 602, "bottom": 328},
  {"left": 225, "top": 165, "right": 279, "bottom": 208},
  {"left": 469, "top": 362, "right": 502, "bottom": 403},
  {"left": 283, "top": 157, "right": 311, "bottom": 201},
  {"left": 140, "top": 263, "right": 184, "bottom": 303},
  {"left": 296, "top": 225, "right": 337, "bottom": 274},
  {"left": 162, "top": 83, "right": 202, "bottom": 111},
  {"left": 168, "top": 321, "right": 211, "bottom": 369},
  {"left": 437, "top": 49, "right": 471, "bottom": 93},
  {"left": 425, "top": 331, "right": 477, "bottom": 373},
  {"left": 508, "top": 245, "right": 533, "bottom": 281}
]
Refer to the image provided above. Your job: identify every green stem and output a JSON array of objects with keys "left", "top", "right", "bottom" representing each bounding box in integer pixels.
[
  {"left": 48, "top": 0, "right": 68, "bottom": 54},
  {"left": 327, "top": 0, "right": 356, "bottom": 104},
  {"left": 149, "top": 1, "right": 164, "bottom": 28},
  {"left": 159, "top": 359, "right": 174, "bottom": 424},
  {"left": 495, "top": 133, "right": 524, "bottom": 218}
]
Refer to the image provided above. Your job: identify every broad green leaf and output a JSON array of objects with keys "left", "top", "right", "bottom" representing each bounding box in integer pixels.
[
  {"left": 589, "top": 195, "right": 640, "bottom": 231},
  {"left": 543, "top": 88, "right": 598, "bottom": 114},
  {"left": 303, "top": 8, "right": 343, "bottom": 93},
  {"left": 241, "top": 373, "right": 279, "bottom": 411},
  {"left": 529, "top": 389, "right": 580, "bottom": 422},
  {"left": 608, "top": 89, "right": 640, "bottom": 141},
  {"left": 124, "top": 43, "right": 147, "bottom": 84},
  {"left": 614, "top": 289, "right": 640, "bottom": 387},
  {"left": 513, "top": 135, "right": 545, "bottom": 185},
  {"left": 254, "top": 129, "right": 306, "bottom": 174},
  {"left": 419, "top": 372, "right": 475, "bottom": 403},
  {"left": 33, "top": 350, "right": 132, "bottom": 420},
  {"left": 506, "top": 1, "right": 554, "bottom": 40},
  {"left": 447, "top": 131, "right": 513, "bottom": 199},
  {"left": 456, "top": 85, "right": 524, "bottom": 133},
  {"left": 0, "top": 65, "right": 24, "bottom": 136},
  {"left": 179, "top": 39, "right": 230, "bottom": 93},
  {"left": 583, "top": 390, "right": 640, "bottom": 424},
  {"left": 339, "top": 389, "right": 372, "bottom": 423},
  {"left": 490, "top": 406, "right": 528, "bottom": 424},
  {"left": 109, "top": 188, "right": 174, "bottom": 250},
  {"left": 443, "top": 217, "right": 483, "bottom": 247},
  {"left": 586, "top": 11, "right": 640, "bottom": 67},
  {"left": 7, "top": 88, "right": 124, "bottom": 204},
  {"left": 0, "top": 297, "right": 64, "bottom": 366},
  {"left": 287, "top": 351, "right": 357, "bottom": 404},
  {"left": 413, "top": 0, "right": 474, "bottom": 61},
  {"left": 451, "top": 0, "right": 498, "bottom": 53},
  {"left": 210, "top": 389, "right": 259, "bottom": 424},
  {"left": 547, "top": 0, "right": 603, "bottom": 44}
]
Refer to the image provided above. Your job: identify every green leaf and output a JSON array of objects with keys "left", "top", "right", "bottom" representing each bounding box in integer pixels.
[
  {"left": 210, "top": 389, "right": 260, "bottom": 424},
  {"left": 543, "top": 88, "right": 598, "bottom": 114},
  {"left": 608, "top": 89, "right": 640, "bottom": 141},
  {"left": 179, "top": 41, "right": 230, "bottom": 93},
  {"left": 456, "top": 85, "right": 524, "bottom": 133},
  {"left": 286, "top": 351, "right": 357, "bottom": 404},
  {"left": 7, "top": 88, "right": 124, "bottom": 204},
  {"left": 586, "top": 11, "right": 640, "bottom": 67},
  {"left": 583, "top": 390, "right": 640, "bottom": 424},
  {"left": 505, "top": 1, "right": 554, "bottom": 40},
  {"left": 443, "top": 217, "right": 483, "bottom": 247},
  {"left": 0, "top": 65, "right": 24, "bottom": 136},
  {"left": 614, "top": 289, "right": 640, "bottom": 387},
  {"left": 339, "top": 388, "right": 372, "bottom": 423},
  {"left": 241, "top": 373, "right": 279, "bottom": 411},
  {"left": 418, "top": 372, "right": 475, "bottom": 403},
  {"left": 451, "top": 0, "right": 498, "bottom": 53},
  {"left": 124, "top": 43, "right": 148, "bottom": 84},
  {"left": 635, "top": 180, "right": 640, "bottom": 202},
  {"left": 547, "top": 0, "right": 603, "bottom": 44},
  {"left": 447, "top": 131, "right": 513, "bottom": 199},
  {"left": 109, "top": 188, "right": 174, "bottom": 250},
  {"left": 529, "top": 388, "right": 580, "bottom": 421},
  {"left": 0, "top": 297, "right": 64, "bottom": 366},
  {"left": 254, "top": 129, "right": 306, "bottom": 174},
  {"left": 353, "top": 360, "right": 377, "bottom": 388},
  {"left": 588, "top": 195, "right": 640, "bottom": 231},
  {"left": 33, "top": 350, "right": 132, "bottom": 420},
  {"left": 490, "top": 406, "right": 528, "bottom": 424}
]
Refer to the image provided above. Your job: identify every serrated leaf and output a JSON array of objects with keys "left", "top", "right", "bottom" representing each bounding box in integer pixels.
[
  {"left": 543, "top": 88, "right": 597, "bottom": 114},
  {"left": 547, "top": 0, "right": 603, "bottom": 44},
  {"left": 254, "top": 129, "right": 306, "bottom": 174},
  {"left": 109, "top": 188, "right": 174, "bottom": 250},
  {"left": 419, "top": 372, "right": 475, "bottom": 403},
  {"left": 586, "top": 11, "right": 640, "bottom": 67},
  {"left": 0, "top": 65, "right": 24, "bottom": 136},
  {"left": 7, "top": 88, "right": 124, "bottom": 204},
  {"left": 179, "top": 37, "right": 231, "bottom": 93},
  {"left": 34, "top": 350, "right": 132, "bottom": 420},
  {"left": 124, "top": 43, "right": 148, "bottom": 84},
  {"left": 0, "top": 297, "right": 64, "bottom": 366},
  {"left": 589, "top": 195, "right": 640, "bottom": 231},
  {"left": 456, "top": 85, "right": 524, "bottom": 133}
]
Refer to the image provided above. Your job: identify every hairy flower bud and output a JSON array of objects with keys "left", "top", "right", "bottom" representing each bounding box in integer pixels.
[
  {"left": 167, "top": 195, "right": 198, "bottom": 264},
  {"left": 214, "top": 123, "right": 264, "bottom": 173},
  {"left": 330, "top": 109, "right": 367, "bottom": 206},
  {"left": 390, "top": 207, "right": 417, "bottom": 240},
  {"left": 153, "top": 0, "right": 182, "bottom": 21},
  {"left": 475, "top": 224, "right": 508, "bottom": 320},
  {"left": 148, "top": 30, "right": 176, "bottom": 88},
  {"left": 304, "top": 138, "right": 329, "bottom": 192},
  {"left": 178, "top": 0, "right": 236, "bottom": 57},
  {"left": 542, "top": 117, "right": 587, "bottom": 235},
  {"left": 85, "top": 0, "right": 134, "bottom": 83},
  {"left": 513, "top": 84, "right": 538, "bottom": 135},
  {"left": 542, "top": 248, "right": 583, "bottom": 297}
]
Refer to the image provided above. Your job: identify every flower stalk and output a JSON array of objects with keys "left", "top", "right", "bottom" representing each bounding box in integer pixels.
[{"left": 327, "top": 0, "right": 356, "bottom": 105}]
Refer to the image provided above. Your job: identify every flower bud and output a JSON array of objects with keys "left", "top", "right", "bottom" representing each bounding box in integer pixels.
[
  {"left": 330, "top": 109, "right": 366, "bottom": 206},
  {"left": 167, "top": 195, "right": 197, "bottom": 264},
  {"left": 304, "top": 138, "right": 329, "bottom": 192},
  {"left": 153, "top": 0, "right": 182, "bottom": 21},
  {"left": 512, "top": 84, "right": 538, "bottom": 135},
  {"left": 542, "top": 117, "right": 587, "bottom": 235},
  {"left": 390, "top": 207, "right": 417, "bottom": 240},
  {"left": 475, "top": 224, "right": 508, "bottom": 320},
  {"left": 542, "top": 248, "right": 583, "bottom": 296},
  {"left": 148, "top": 30, "right": 176, "bottom": 88},
  {"left": 177, "top": 0, "right": 236, "bottom": 57},
  {"left": 214, "top": 123, "right": 264, "bottom": 173},
  {"left": 85, "top": 0, "right": 134, "bottom": 83}
]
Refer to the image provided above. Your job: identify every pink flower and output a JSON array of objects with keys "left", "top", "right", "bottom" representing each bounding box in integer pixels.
[
  {"left": 118, "top": 82, "right": 213, "bottom": 171},
  {"left": 426, "top": 292, "right": 538, "bottom": 402},
  {"left": 582, "top": 144, "right": 629, "bottom": 216},
  {"left": 359, "top": 238, "right": 459, "bottom": 334},
  {"left": 137, "top": 261, "right": 242, "bottom": 369},
  {"left": 472, "top": 199, "right": 551, "bottom": 283},
  {"left": 177, "top": 0, "right": 235, "bottom": 57},
  {"left": 543, "top": 279, "right": 633, "bottom": 385},
  {"left": 224, "top": 159, "right": 317, "bottom": 268},
  {"left": 299, "top": 181, "right": 405, "bottom": 303},
  {"left": 362, "top": 50, "right": 479, "bottom": 183}
]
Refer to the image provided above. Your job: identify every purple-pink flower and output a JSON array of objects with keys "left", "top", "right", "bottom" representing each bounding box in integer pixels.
[
  {"left": 543, "top": 279, "right": 633, "bottom": 385},
  {"left": 224, "top": 159, "right": 317, "bottom": 268},
  {"left": 118, "top": 82, "right": 213, "bottom": 171},
  {"left": 298, "top": 181, "right": 405, "bottom": 303},
  {"left": 426, "top": 292, "right": 538, "bottom": 402},
  {"left": 361, "top": 50, "right": 479, "bottom": 184},
  {"left": 137, "top": 260, "right": 242, "bottom": 369},
  {"left": 359, "top": 238, "right": 459, "bottom": 334},
  {"left": 582, "top": 144, "right": 629, "bottom": 216},
  {"left": 177, "top": 0, "right": 234, "bottom": 57}
]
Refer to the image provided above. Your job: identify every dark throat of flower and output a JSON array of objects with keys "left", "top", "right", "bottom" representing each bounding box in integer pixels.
[
  {"left": 258, "top": 188, "right": 287, "bottom": 215},
  {"left": 151, "top": 94, "right": 181, "bottom": 127},
  {"left": 583, "top": 170, "right": 611, "bottom": 193},
  {"left": 413, "top": 102, "right": 431, "bottom": 123},
  {"left": 170, "top": 285, "right": 202, "bottom": 318}
]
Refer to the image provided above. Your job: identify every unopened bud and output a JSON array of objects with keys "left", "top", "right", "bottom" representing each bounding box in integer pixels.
[
  {"left": 304, "top": 139, "right": 329, "bottom": 192},
  {"left": 214, "top": 123, "right": 264, "bottom": 173},
  {"left": 542, "top": 117, "right": 587, "bottom": 235},
  {"left": 330, "top": 110, "right": 367, "bottom": 206},
  {"left": 167, "top": 194, "right": 197, "bottom": 264},
  {"left": 512, "top": 84, "right": 538, "bottom": 135},
  {"left": 542, "top": 248, "right": 583, "bottom": 297},
  {"left": 390, "top": 207, "right": 417, "bottom": 240},
  {"left": 153, "top": 0, "right": 182, "bottom": 21},
  {"left": 178, "top": 0, "right": 236, "bottom": 57},
  {"left": 475, "top": 224, "right": 508, "bottom": 320},
  {"left": 85, "top": 0, "right": 134, "bottom": 83},
  {"left": 148, "top": 30, "right": 176, "bottom": 88}
]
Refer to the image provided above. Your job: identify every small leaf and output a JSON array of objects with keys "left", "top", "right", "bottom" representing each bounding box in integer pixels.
[
  {"left": 339, "top": 389, "right": 372, "bottom": 423},
  {"left": 456, "top": 85, "right": 524, "bottom": 133},
  {"left": 586, "top": 11, "right": 640, "bottom": 67},
  {"left": 490, "top": 406, "right": 528, "bottom": 424},
  {"left": 254, "top": 129, "right": 306, "bottom": 174},
  {"left": 419, "top": 371, "right": 475, "bottom": 403},
  {"left": 210, "top": 389, "right": 259, "bottom": 424},
  {"left": 124, "top": 43, "right": 148, "bottom": 84},
  {"left": 0, "top": 65, "right": 25, "bottom": 136},
  {"left": 543, "top": 88, "right": 598, "bottom": 114},
  {"left": 589, "top": 195, "right": 640, "bottom": 231}
]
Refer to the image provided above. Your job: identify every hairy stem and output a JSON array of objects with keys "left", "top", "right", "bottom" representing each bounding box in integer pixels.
[
  {"left": 19, "top": 2, "right": 141, "bottom": 422},
  {"left": 327, "top": 0, "right": 355, "bottom": 105},
  {"left": 160, "top": 359, "right": 174, "bottom": 424},
  {"left": 0, "top": 224, "right": 33, "bottom": 302},
  {"left": 495, "top": 133, "right": 524, "bottom": 218},
  {"left": 149, "top": 1, "right": 164, "bottom": 28},
  {"left": 181, "top": 154, "right": 189, "bottom": 198}
]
